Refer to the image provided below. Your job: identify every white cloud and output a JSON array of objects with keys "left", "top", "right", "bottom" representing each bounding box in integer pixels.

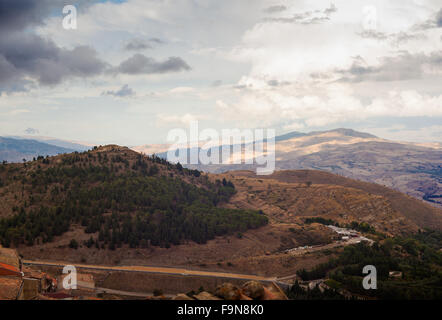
[
  {"left": 216, "top": 82, "right": 442, "bottom": 130},
  {"left": 1, "top": 0, "right": 441, "bottom": 144},
  {"left": 364, "top": 125, "right": 442, "bottom": 143},
  {"left": 211, "top": 0, "right": 442, "bottom": 132},
  {"left": 156, "top": 113, "right": 207, "bottom": 127}
]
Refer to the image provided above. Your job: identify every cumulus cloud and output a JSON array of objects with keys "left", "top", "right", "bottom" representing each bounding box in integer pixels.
[
  {"left": 124, "top": 38, "right": 165, "bottom": 51},
  {"left": 413, "top": 8, "right": 442, "bottom": 30},
  {"left": 263, "top": 3, "right": 337, "bottom": 24},
  {"left": 102, "top": 84, "right": 135, "bottom": 97},
  {"left": 0, "top": 0, "right": 66, "bottom": 32},
  {"left": 149, "top": 38, "right": 165, "bottom": 44},
  {"left": 337, "top": 51, "right": 442, "bottom": 82},
  {"left": 358, "top": 30, "right": 389, "bottom": 40},
  {"left": 125, "top": 39, "right": 153, "bottom": 51},
  {"left": 0, "top": 33, "right": 107, "bottom": 91},
  {"left": 323, "top": 3, "right": 338, "bottom": 15},
  {"left": 0, "top": 0, "right": 97, "bottom": 33},
  {"left": 358, "top": 29, "right": 427, "bottom": 46},
  {"left": 1, "top": 0, "right": 441, "bottom": 144},
  {"left": 0, "top": 0, "right": 107, "bottom": 92},
  {"left": 367, "top": 90, "right": 442, "bottom": 118},
  {"left": 263, "top": 5, "right": 287, "bottom": 14},
  {"left": 391, "top": 32, "right": 427, "bottom": 45},
  {"left": 216, "top": 82, "right": 442, "bottom": 130},
  {"left": 0, "top": 1, "right": 182, "bottom": 93},
  {"left": 267, "top": 79, "right": 291, "bottom": 87},
  {"left": 216, "top": 83, "right": 367, "bottom": 129},
  {"left": 115, "top": 54, "right": 191, "bottom": 75}
]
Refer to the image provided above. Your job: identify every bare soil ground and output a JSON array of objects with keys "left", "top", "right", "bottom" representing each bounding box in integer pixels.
[
  {"left": 18, "top": 222, "right": 333, "bottom": 276},
  {"left": 33, "top": 248, "right": 336, "bottom": 295},
  {"left": 217, "top": 170, "right": 442, "bottom": 233}
]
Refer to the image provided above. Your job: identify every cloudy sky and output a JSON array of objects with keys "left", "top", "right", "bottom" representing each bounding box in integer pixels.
[{"left": 0, "top": 0, "right": 441, "bottom": 145}]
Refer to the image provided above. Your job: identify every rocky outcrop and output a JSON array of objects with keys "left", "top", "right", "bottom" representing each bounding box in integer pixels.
[
  {"left": 215, "top": 283, "right": 242, "bottom": 300},
  {"left": 241, "top": 281, "right": 265, "bottom": 299},
  {"left": 173, "top": 281, "right": 288, "bottom": 301},
  {"left": 194, "top": 291, "right": 222, "bottom": 300},
  {"left": 172, "top": 293, "right": 194, "bottom": 300}
]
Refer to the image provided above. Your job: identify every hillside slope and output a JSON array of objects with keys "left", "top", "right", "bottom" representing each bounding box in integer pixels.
[
  {"left": 222, "top": 170, "right": 442, "bottom": 232},
  {"left": 0, "top": 146, "right": 267, "bottom": 249}
]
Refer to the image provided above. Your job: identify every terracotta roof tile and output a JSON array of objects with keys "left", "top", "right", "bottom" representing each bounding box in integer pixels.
[
  {"left": 0, "top": 248, "right": 20, "bottom": 269},
  {"left": 0, "top": 262, "right": 21, "bottom": 277}
]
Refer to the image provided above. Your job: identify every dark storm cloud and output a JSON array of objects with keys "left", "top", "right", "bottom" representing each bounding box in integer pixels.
[
  {"left": 0, "top": 1, "right": 40, "bottom": 31},
  {"left": 263, "top": 3, "right": 337, "bottom": 25},
  {"left": 0, "top": 0, "right": 92, "bottom": 32},
  {"left": 0, "top": 1, "right": 182, "bottom": 93},
  {"left": 0, "top": 0, "right": 107, "bottom": 92},
  {"left": 0, "top": 32, "right": 107, "bottom": 88},
  {"left": 102, "top": 84, "right": 135, "bottom": 97},
  {"left": 0, "top": 0, "right": 56, "bottom": 31},
  {"left": 337, "top": 51, "right": 442, "bottom": 82},
  {"left": 115, "top": 54, "right": 191, "bottom": 75},
  {"left": 438, "top": 9, "right": 442, "bottom": 27}
]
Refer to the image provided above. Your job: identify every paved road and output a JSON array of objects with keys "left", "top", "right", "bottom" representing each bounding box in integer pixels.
[
  {"left": 23, "top": 260, "right": 276, "bottom": 282},
  {"left": 94, "top": 287, "right": 174, "bottom": 298},
  {"left": 285, "top": 235, "right": 373, "bottom": 257}
]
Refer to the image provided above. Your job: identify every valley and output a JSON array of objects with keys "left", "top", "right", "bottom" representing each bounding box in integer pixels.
[{"left": 0, "top": 143, "right": 441, "bottom": 299}]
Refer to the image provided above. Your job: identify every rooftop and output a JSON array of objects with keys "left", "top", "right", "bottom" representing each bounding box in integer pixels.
[
  {"left": 0, "top": 262, "right": 21, "bottom": 277},
  {"left": 0, "top": 248, "right": 20, "bottom": 269},
  {"left": 0, "top": 277, "right": 22, "bottom": 300}
]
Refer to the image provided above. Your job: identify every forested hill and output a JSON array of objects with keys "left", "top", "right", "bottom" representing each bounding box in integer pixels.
[{"left": 0, "top": 145, "right": 268, "bottom": 249}]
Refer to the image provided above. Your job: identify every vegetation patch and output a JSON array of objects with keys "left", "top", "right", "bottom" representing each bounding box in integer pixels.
[{"left": 0, "top": 149, "right": 268, "bottom": 249}]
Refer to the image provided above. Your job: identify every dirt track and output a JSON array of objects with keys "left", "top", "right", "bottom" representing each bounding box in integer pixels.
[{"left": 23, "top": 260, "right": 276, "bottom": 282}]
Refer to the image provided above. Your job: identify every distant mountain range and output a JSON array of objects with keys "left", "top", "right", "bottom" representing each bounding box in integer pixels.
[
  {"left": 2, "top": 129, "right": 440, "bottom": 208},
  {"left": 10, "top": 135, "right": 92, "bottom": 152},
  {"left": 0, "top": 136, "right": 90, "bottom": 163},
  {"left": 133, "top": 128, "right": 442, "bottom": 208}
]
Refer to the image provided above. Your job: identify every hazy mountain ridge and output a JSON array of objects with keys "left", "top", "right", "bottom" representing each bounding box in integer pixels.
[
  {"left": 0, "top": 137, "right": 78, "bottom": 163},
  {"left": 155, "top": 128, "right": 442, "bottom": 208},
  {"left": 10, "top": 136, "right": 92, "bottom": 152}
]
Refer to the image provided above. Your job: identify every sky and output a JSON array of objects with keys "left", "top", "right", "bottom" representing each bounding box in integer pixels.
[{"left": 0, "top": 0, "right": 441, "bottom": 146}]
